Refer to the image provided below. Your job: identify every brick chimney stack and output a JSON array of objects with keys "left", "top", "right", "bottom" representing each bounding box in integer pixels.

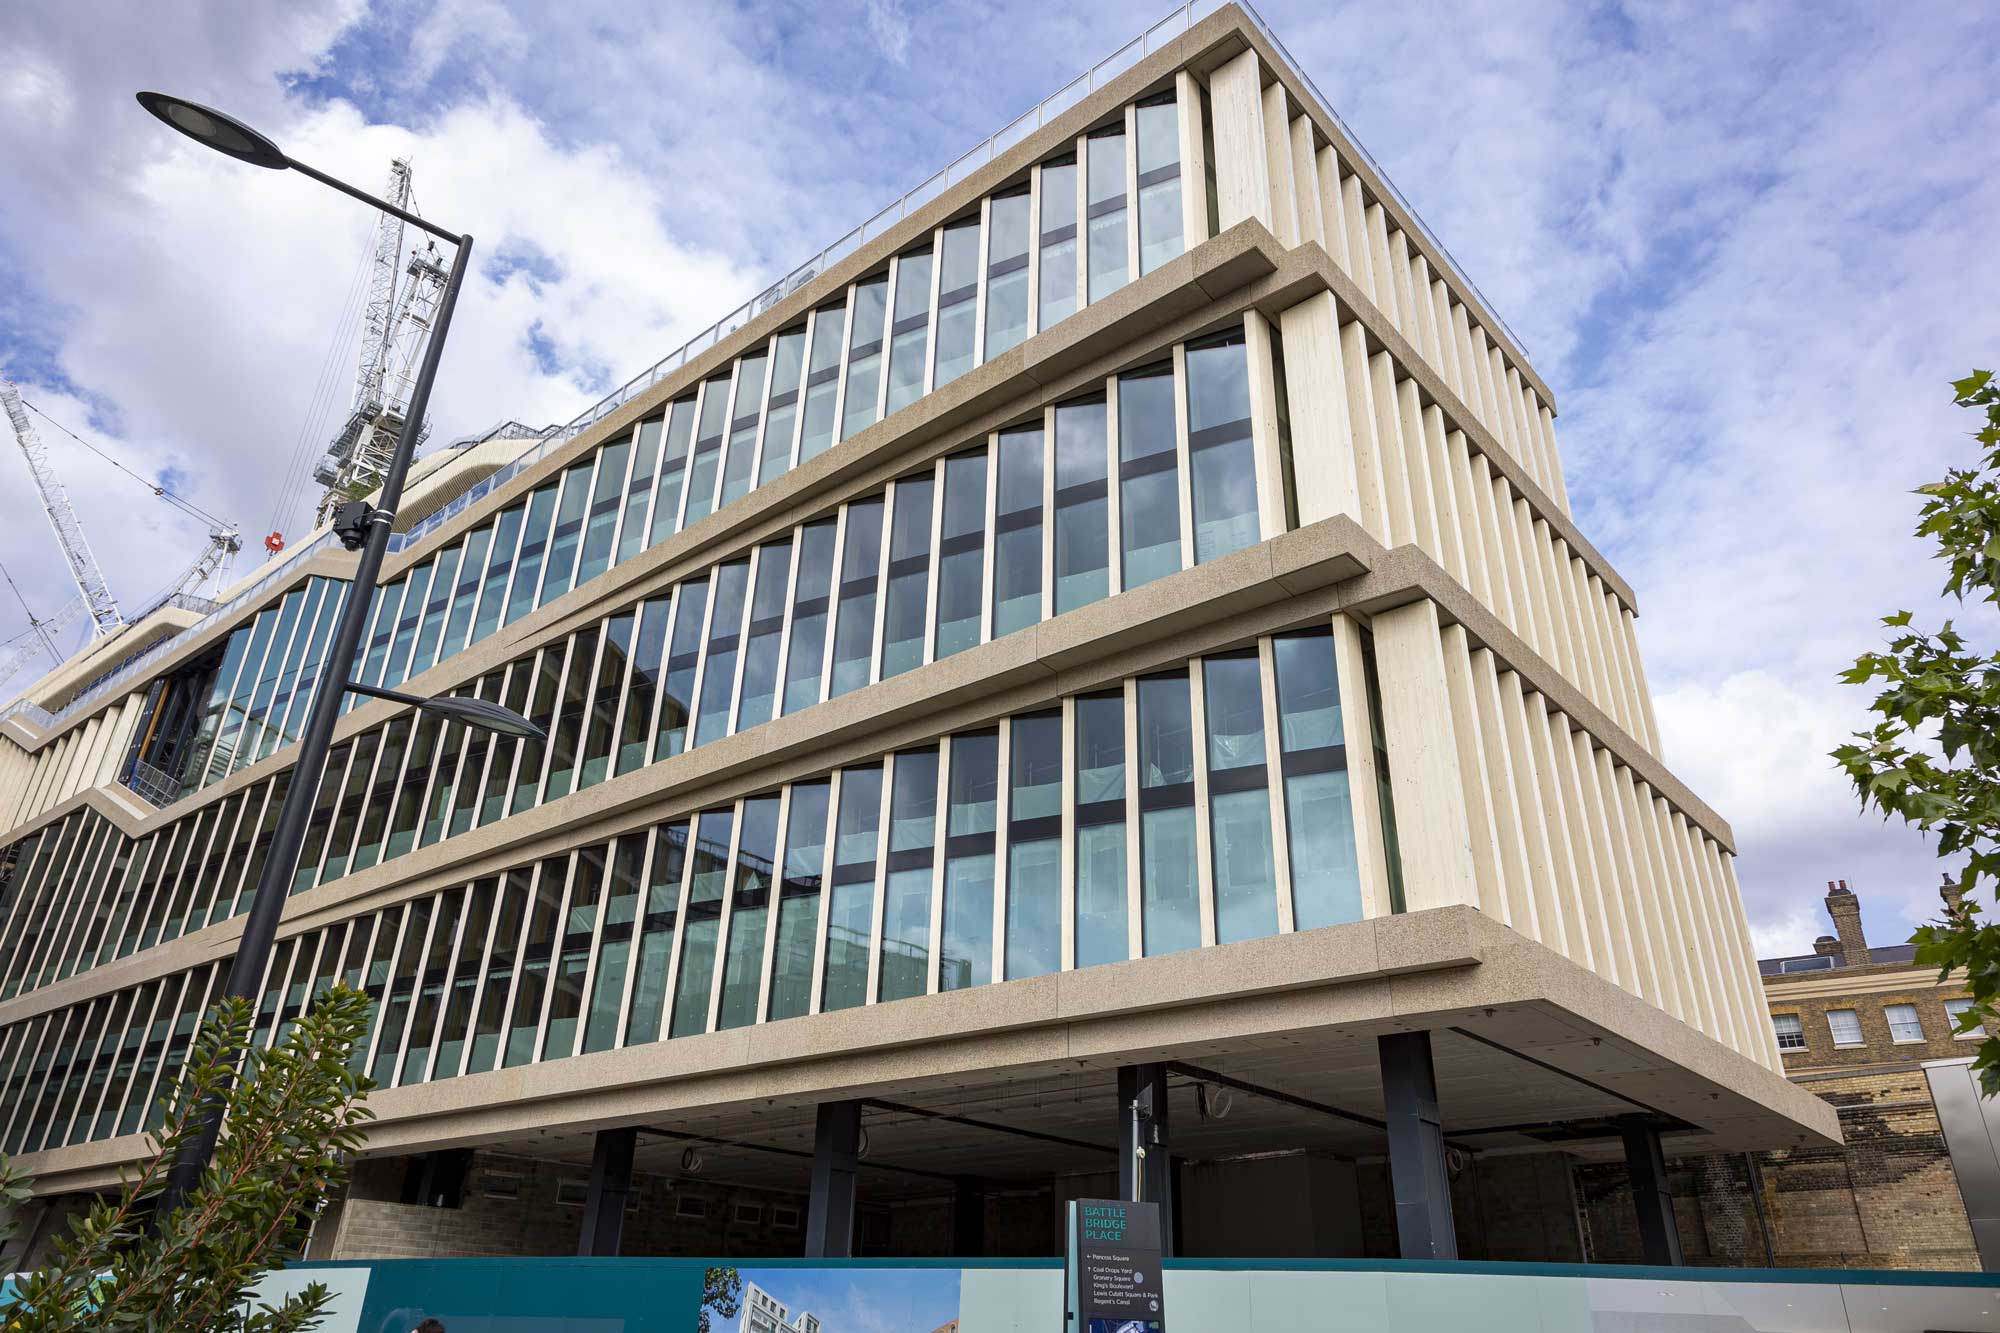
[
  {"left": 1942, "top": 872, "right": 1969, "bottom": 920},
  {"left": 1825, "top": 879, "right": 1870, "bottom": 966}
]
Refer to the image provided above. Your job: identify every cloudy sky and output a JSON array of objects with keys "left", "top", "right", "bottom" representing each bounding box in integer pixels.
[{"left": 2, "top": 0, "right": 1996, "bottom": 955}]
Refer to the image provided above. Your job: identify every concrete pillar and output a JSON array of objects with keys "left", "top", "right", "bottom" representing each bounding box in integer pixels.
[
  {"left": 805, "top": 1100, "right": 862, "bottom": 1257},
  {"left": 1277, "top": 293, "right": 1362, "bottom": 528},
  {"left": 1117, "top": 1062, "right": 1174, "bottom": 1254},
  {"left": 1369, "top": 600, "right": 1480, "bottom": 913},
  {"left": 1378, "top": 1030, "right": 1456, "bottom": 1259},
  {"left": 577, "top": 1127, "right": 636, "bottom": 1256},
  {"left": 1207, "top": 50, "right": 1272, "bottom": 233},
  {"left": 953, "top": 1175, "right": 984, "bottom": 1257},
  {"left": 1618, "top": 1115, "right": 1684, "bottom": 1266}
]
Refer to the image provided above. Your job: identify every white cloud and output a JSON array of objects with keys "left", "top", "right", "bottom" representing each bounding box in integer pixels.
[{"left": 866, "top": 0, "right": 913, "bottom": 66}]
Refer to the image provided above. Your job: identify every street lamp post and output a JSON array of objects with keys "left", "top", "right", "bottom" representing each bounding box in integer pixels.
[{"left": 136, "top": 92, "right": 538, "bottom": 1209}]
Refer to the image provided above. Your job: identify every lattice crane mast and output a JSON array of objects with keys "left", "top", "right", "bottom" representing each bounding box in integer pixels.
[
  {"left": 311, "top": 157, "right": 446, "bottom": 528},
  {"left": 2, "top": 380, "right": 123, "bottom": 636},
  {"left": 0, "top": 385, "right": 245, "bottom": 698}
]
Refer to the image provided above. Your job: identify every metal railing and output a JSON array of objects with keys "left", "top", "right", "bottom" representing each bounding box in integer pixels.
[
  {"left": 0, "top": 0, "right": 1522, "bottom": 740},
  {"left": 121, "top": 756, "right": 181, "bottom": 807}
]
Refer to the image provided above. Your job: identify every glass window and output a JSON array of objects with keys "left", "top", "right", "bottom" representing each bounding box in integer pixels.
[
  {"left": 992, "top": 424, "right": 1044, "bottom": 638},
  {"left": 576, "top": 437, "right": 630, "bottom": 587},
  {"left": 682, "top": 376, "right": 731, "bottom": 527},
  {"left": 656, "top": 576, "right": 709, "bottom": 760},
  {"left": 783, "top": 521, "right": 838, "bottom": 714},
  {"left": 372, "top": 895, "right": 435, "bottom": 1086},
  {"left": 320, "top": 728, "right": 382, "bottom": 880},
  {"left": 626, "top": 823, "right": 688, "bottom": 1045},
  {"left": 440, "top": 528, "right": 490, "bottom": 660},
  {"left": 670, "top": 809, "right": 733, "bottom": 1038},
  {"left": 240, "top": 589, "right": 306, "bottom": 754},
  {"left": 768, "top": 780, "right": 829, "bottom": 1022},
  {"left": 719, "top": 352, "right": 768, "bottom": 508},
  {"left": 479, "top": 666, "right": 531, "bottom": 826},
  {"left": 290, "top": 743, "right": 350, "bottom": 893},
  {"left": 736, "top": 543, "right": 793, "bottom": 732},
  {"left": 717, "top": 795, "right": 780, "bottom": 1030},
  {"left": 1826, "top": 1008, "right": 1864, "bottom": 1047},
  {"left": 1135, "top": 94, "right": 1183, "bottom": 276},
  {"left": 1038, "top": 157, "right": 1078, "bottom": 330},
  {"left": 1074, "top": 692, "right": 1129, "bottom": 968},
  {"left": 272, "top": 581, "right": 345, "bottom": 757},
  {"left": 472, "top": 504, "right": 524, "bottom": 643},
  {"left": 648, "top": 396, "right": 698, "bottom": 546},
  {"left": 1187, "top": 332, "right": 1258, "bottom": 564},
  {"left": 433, "top": 877, "right": 498, "bottom": 1079},
  {"left": 822, "top": 765, "right": 882, "bottom": 1012},
  {"left": 842, "top": 275, "right": 890, "bottom": 440},
  {"left": 580, "top": 612, "right": 632, "bottom": 789},
  {"left": 880, "top": 749, "right": 938, "bottom": 1002},
  {"left": 511, "top": 644, "right": 567, "bottom": 815},
  {"left": 940, "top": 731, "right": 997, "bottom": 991},
  {"left": 354, "top": 584, "right": 399, "bottom": 693},
  {"left": 797, "top": 304, "right": 846, "bottom": 463},
  {"left": 1138, "top": 673, "right": 1199, "bottom": 955},
  {"left": 617, "top": 413, "right": 663, "bottom": 566},
  {"left": 1086, "top": 125, "right": 1129, "bottom": 303},
  {"left": 1054, "top": 397, "right": 1110, "bottom": 614},
  {"left": 505, "top": 485, "right": 560, "bottom": 626},
  {"left": 694, "top": 561, "right": 751, "bottom": 747},
  {"left": 350, "top": 717, "right": 409, "bottom": 874},
  {"left": 542, "top": 628, "right": 600, "bottom": 802},
  {"left": 985, "top": 188, "right": 1031, "bottom": 359},
  {"left": 408, "top": 543, "right": 462, "bottom": 679},
  {"left": 504, "top": 859, "right": 569, "bottom": 1066},
  {"left": 542, "top": 847, "right": 602, "bottom": 1063},
  {"left": 830, "top": 499, "right": 884, "bottom": 697},
  {"left": 759, "top": 328, "right": 807, "bottom": 486},
  {"left": 398, "top": 887, "right": 465, "bottom": 1084},
  {"left": 1885, "top": 1003, "right": 1924, "bottom": 1043},
  {"left": 934, "top": 450, "right": 987, "bottom": 660},
  {"left": 1772, "top": 1013, "right": 1805, "bottom": 1050},
  {"left": 1273, "top": 630, "right": 1360, "bottom": 929},
  {"left": 618, "top": 596, "right": 671, "bottom": 776},
  {"left": 1004, "top": 712, "right": 1062, "bottom": 980},
  {"left": 471, "top": 870, "right": 527, "bottom": 1072},
  {"left": 1204, "top": 654, "right": 1278, "bottom": 945},
  {"left": 881, "top": 476, "right": 935, "bottom": 679},
  {"left": 933, "top": 218, "right": 980, "bottom": 388},
  {"left": 1947, "top": 997, "right": 1985, "bottom": 1039},
  {"left": 1117, "top": 363, "right": 1180, "bottom": 589},
  {"left": 539, "top": 461, "right": 595, "bottom": 605},
  {"left": 885, "top": 248, "right": 933, "bottom": 417},
  {"left": 583, "top": 837, "right": 646, "bottom": 1054}
]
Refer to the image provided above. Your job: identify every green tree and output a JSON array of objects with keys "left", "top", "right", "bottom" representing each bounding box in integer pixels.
[
  {"left": 1836, "top": 368, "right": 2000, "bottom": 1091},
  {"left": 699, "top": 1266, "right": 742, "bottom": 1333},
  {"left": 3, "top": 983, "right": 376, "bottom": 1331}
]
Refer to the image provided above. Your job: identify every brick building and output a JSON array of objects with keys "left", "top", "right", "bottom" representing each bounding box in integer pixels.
[{"left": 1582, "top": 878, "right": 1990, "bottom": 1271}]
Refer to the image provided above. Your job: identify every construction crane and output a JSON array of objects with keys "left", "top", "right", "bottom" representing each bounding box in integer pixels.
[
  {"left": 2, "top": 380, "right": 123, "bottom": 637},
  {"left": 310, "top": 158, "right": 448, "bottom": 528},
  {"left": 1, "top": 383, "right": 244, "bottom": 697}
]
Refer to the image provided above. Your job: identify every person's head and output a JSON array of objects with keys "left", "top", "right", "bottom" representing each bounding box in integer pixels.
[{"left": 414, "top": 1320, "right": 446, "bottom": 1333}]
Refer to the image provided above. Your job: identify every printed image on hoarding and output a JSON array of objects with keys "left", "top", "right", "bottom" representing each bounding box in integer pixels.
[{"left": 709, "top": 1266, "right": 961, "bottom": 1333}]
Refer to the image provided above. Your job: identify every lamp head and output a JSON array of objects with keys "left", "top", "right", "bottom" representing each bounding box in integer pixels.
[{"left": 136, "top": 92, "right": 289, "bottom": 171}]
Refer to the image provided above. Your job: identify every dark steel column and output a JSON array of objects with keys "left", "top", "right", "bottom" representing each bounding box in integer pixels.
[
  {"left": 953, "top": 1175, "right": 984, "bottom": 1256},
  {"left": 1619, "top": 1114, "right": 1683, "bottom": 1266},
  {"left": 805, "top": 1100, "right": 862, "bottom": 1257},
  {"left": 1378, "top": 1030, "right": 1456, "bottom": 1260},
  {"left": 1117, "top": 1062, "right": 1174, "bottom": 1255},
  {"left": 577, "top": 1127, "right": 636, "bottom": 1256}
]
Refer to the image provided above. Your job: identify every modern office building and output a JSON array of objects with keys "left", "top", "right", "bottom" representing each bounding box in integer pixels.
[
  {"left": 0, "top": 1, "right": 1837, "bottom": 1267},
  {"left": 738, "top": 1278, "right": 819, "bottom": 1333}
]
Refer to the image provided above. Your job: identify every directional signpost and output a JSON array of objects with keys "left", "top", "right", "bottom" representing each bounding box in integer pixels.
[{"left": 1064, "top": 1198, "right": 1167, "bottom": 1332}]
